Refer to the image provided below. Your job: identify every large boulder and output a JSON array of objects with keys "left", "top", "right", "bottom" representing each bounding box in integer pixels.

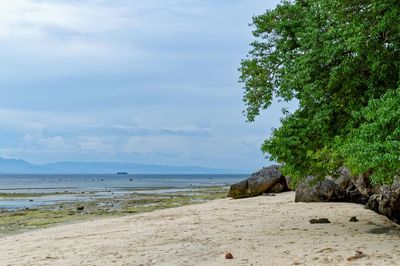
[
  {"left": 366, "top": 183, "right": 400, "bottom": 224},
  {"left": 295, "top": 168, "right": 369, "bottom": 204},
  {"left": 228, "top": 165, "right": 289, "bottom": 199},
  {"left": 295, "top": 177, "right": 340, "bottom": 202}
]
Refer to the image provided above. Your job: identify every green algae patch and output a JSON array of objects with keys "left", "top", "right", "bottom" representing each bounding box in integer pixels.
[
  {"left": 0, "top": 192, "right": 68, "bottom": 199},
  {"left": 120, "top": 186, "right": 229, "bottom": 213},
  {"left": 0, "top": 186, "right": 229, "bottom": 236}
]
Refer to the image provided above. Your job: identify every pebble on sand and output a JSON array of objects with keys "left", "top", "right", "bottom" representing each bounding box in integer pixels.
[
  {"left": 225, "top": 252, "right": 233, "bottom": 259},
  {"left": 349, "top": 216, "right": 359, "bottom": 222}
]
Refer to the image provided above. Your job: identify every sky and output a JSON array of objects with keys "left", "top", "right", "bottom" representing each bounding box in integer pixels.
[{"left": 0, "top": 0, "right": 294, "bottom": 171}]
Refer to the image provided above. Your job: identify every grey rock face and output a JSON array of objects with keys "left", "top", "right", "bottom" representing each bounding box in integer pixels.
[
  {"left": 295, "top": 168, "right": 369, "bottom": 204},
  {"left": 366, "top": 184, "right": 400, "bottom": 224}
]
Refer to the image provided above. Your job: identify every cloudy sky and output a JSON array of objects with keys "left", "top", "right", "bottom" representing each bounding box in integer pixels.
[{"left": 0, "top": 0, "right": 294, "bottom": 171}]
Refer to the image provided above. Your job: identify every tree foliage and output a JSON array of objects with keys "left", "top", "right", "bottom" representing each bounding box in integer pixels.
[
  {"left": 240, "top": 0, "right": 400, "bottom": 185},
  {"left": 340, "top": 88, "right": 400, "bottom": 185}
]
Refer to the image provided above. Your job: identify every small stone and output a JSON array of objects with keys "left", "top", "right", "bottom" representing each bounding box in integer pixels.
[
  {"left": 309, "top": 218, "right": 331, "bottom": 224},
  {"left": 225, "top": 252, "right": 233, "bottom": 259},
  {"left": 349, "top": 216, "right": 359, "bottom": 222}
]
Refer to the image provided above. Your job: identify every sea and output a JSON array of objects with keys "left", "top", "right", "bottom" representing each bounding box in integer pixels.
[{"left": 0, "top": 174, "right": 247, "bottom": 210}]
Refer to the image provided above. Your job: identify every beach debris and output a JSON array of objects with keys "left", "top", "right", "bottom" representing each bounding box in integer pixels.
[
  {"left": 349, "top": 216, "right": 359, "bottom": 222},
  {"left": 224, "top": 252, "right": 234, "bottom": 259},
  {"left": 347, "top": 250, "right": 366, "bottom": 261},
  {"left": 309, "top": 218, "right": 331, "bottom": 224},
  {"left": 76, "top": 206, "right": 85, "bottom": 211},
  {"left": 318, "top": 247, "right": 335, "bottom": 253}
]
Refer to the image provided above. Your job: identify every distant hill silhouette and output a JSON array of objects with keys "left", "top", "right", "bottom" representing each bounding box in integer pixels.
[{"left": 0, "top": 158, "right": 247, "bottom": 174}]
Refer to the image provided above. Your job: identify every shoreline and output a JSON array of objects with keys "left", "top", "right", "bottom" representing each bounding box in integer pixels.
[
  {"left": 0, "top": 186, "right": 229, "bottom": 236},
  {"left": 1, "top": 192, "right": 400, "bottom": 265}
]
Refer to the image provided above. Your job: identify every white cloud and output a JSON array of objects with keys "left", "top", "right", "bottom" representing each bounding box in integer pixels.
[
  {"left": 0, "top": 0, "right": 284, "bottom": 169},
  {"left": 0, "top": 1, "right": 132, "bottom": 36},
  {"left": 124, "top": 135, "right": 185, "bottom": 155},
  {"left": 0, "top": 108, "right": 212, "bottom": 159},
  {"left": 38, "top": 135, "right": 72, "bottom": 150},
  {"left": 0, "top": 0, "right": 135, "bottom": 56},
  {"left": 77, "top": 136, "right": 115, "bottom": 153}
]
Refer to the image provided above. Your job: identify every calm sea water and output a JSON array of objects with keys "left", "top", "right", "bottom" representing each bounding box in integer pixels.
[
  {"left": 0, "top": 174, "right": 247, "bottom": 193},
  {"left": 0, "top": 174, "right": 247, "bottom": 210}
]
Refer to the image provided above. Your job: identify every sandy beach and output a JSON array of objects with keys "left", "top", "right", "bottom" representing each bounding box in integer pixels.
[{"left": 1, "top": 191, "right": 400, "bottom": 266}]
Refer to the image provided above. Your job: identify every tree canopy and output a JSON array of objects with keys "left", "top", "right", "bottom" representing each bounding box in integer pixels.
[{"left": 240, "top": 0, "right": 400, "bottom": 186}]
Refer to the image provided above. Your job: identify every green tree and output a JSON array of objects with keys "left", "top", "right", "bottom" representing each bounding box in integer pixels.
[
  {"left": 340, "top": 88, "right": 400, "bottom": 185},
  {"left": 240, "top": 0, "right": 400, "bottom": 185}
]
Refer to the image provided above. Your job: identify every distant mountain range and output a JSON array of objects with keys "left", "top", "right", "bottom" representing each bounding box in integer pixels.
[{"left": 0, "top": 158, "right": 247, "bottom": 174}]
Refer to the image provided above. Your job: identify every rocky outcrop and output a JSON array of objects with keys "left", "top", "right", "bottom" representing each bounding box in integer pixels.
[
  {"left": 295, "top": 177, "right": 340, "bottom": 202},
  {"left": 228, "top": 165, "right": 289, "bottom": 199},
  {"left": 295, "top": 168, "right": 400, "bottom": 224},
  {"left": 350, "top": 170, "right": 379, "bottom": 198},
  {"left": 236, "top": 164, "right": 400, "bottom": 224},
  {"left": 295, "top": 169, "right": 369, "bottom": 204},
  {"left": 366, "top": 183, "right": 400, "bottom": 224}
]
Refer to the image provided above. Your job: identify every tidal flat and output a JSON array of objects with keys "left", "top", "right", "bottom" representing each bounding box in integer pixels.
[{"left": 0, "top": 186, "right": 229, "bottom": 236}]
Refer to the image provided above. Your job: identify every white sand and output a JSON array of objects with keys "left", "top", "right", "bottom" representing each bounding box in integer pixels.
[{"left": 1, "top": 192, "right": 400, "bottom": 266}]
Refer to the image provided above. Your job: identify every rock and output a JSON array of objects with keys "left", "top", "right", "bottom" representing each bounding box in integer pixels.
[
  {"left": 334, "top": 167, "right": 371, "bottom": 203},
  {"left": 350, "top": 171, "right": 378, "bottom": 198},
  {"left": 309, "top": 218, "right": 331, "bottom": 224},
  {"left": 295, "top": 169, "right": 369, "bottom": 204},
  {"left": 285, "top": 176, "right": 293, "bottom": 190},
  {"left": 224, "top": 252, "right": 233, "bottom": 259},
  {"left": 228, "top": 165, "right": 288, "bottom": 199},
  {"left": 349, "top": 216, "right": 359, "bottom": 222},
  {"left": 268, "top": 182, "right": 287, "bottom": 193},
  {"left": 295, "top": 177, "right": 338, "bottom": 202},
  {"left": 366, "top": 184, "right": 400, "bottom": 224},
  {"left": 293, "top": 167, "right": 400, "bottom": 224}
]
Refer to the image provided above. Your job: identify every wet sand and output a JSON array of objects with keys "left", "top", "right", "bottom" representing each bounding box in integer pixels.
[{"left": 1, "top": 192, "right": 400, "bottom": 265}]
